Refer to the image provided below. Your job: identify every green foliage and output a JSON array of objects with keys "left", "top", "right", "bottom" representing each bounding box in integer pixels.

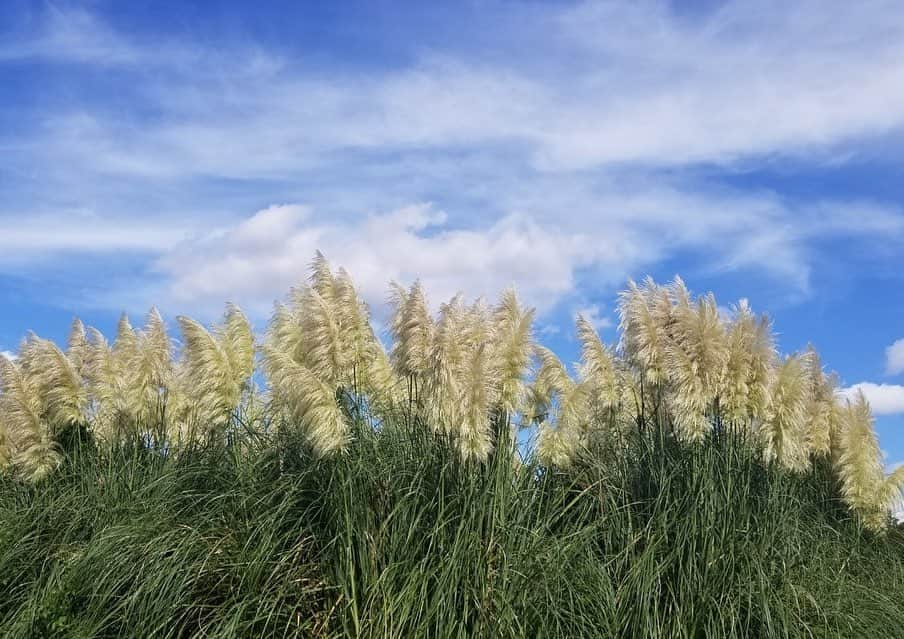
[
  {"left": 2, "top": 414, "right": 904, "bottom": 638},
  {"left": 3, "top": 255, "right": 904, "bottom": 636}
]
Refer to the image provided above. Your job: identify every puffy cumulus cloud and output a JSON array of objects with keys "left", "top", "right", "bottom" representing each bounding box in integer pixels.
[
  {"left": 153, "top": 203, "right": 593, "bottom": 318},
  {"left": 886, "top": 339, "right": 904, "bottom": 375},
  {"left": 573, "top": 304, "right": 613, "bottom": 332},
  {"left": 841, "top": 383, "right": 904, "bottom": 415},
  {"left": 83, "top": 185, "right": 899, "bottom": 321}
]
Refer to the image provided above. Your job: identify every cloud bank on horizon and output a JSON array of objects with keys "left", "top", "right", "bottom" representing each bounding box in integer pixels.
[{"left": 1, "top": 1, "right": 903, "bottom": 427}]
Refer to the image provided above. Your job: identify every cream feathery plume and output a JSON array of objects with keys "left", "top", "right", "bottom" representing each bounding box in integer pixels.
[
  {"left": 129, "top": 308, "right": 175, "bottom": 426},
  {"left": 617, "top": 278, "right": 671, "bottom": 386},
  {"left": 264, "top": 302, "right": 304, "bottom": 364},
  {"left": 426, "top": 294, "right": 467, "bottom": 432},
  {"left": 67, "top": 318, "right": 90, "bottom": 378},
  {"left": 84, "top": 327, "right": 118, "bottom": 437},
  {"left": 363, "top": 340, "right": 401, "bottom": 405},
  {"left": 535, "top": 384, "right": 591, "bottom": 468},
  {"left": 286, "top": 252, "right": 345, "bottom": 384},
  {"left": 262, "top": 301, "right": 303, "bottom": 385},
  {"left": 801, "top": 346, "right": 837, "bottom": 457},
  {"left": 84, "top": 326, "right": 136, "bottom": 440},
  {"left": 576, "top": 315, "right": 619, "bottom": 413},
  {"left": 536, "top": 421, "right": 583, "bottom": 468},
  {"left": 721, "top": 300, "right": 776, "bottom": 427},
  {"left": 762, "top": 355, "right": 809, "bottom": 472},
  {"left": 616, "top": 366, "right": 643, "bottom": 424},
  {"left": 267, "top": 349, "right": 349, "bottom": 456},
  {"left": 268, "top": 283, "right": 308, "bottom": 365},
  {"left": 670, "top": 284, "right": 728, "bottom": 401},
  {"left": 0, "top": 352, "right": 62, "bottom": 481},
  {"left": 176, "top": 315, "right": 235, "bottom": 429},
  {"left": 457, "top": 343, "right": 496, "bottom": 462},
  {"left": 298, "top": 287, "right": 344, "bottom": 386},
  {"left": 334, "top": 268, "right": 371, "bottom": 375},
  {"left": 86, "top": 310, "right": 176, "bottom": 435},
  {"left": 142, "top": 308, "right": 174, "bottom": 387},
  {"left": 746, "top": 311, "right": 776, "bottom": 424},
  {"left": 876, "top": 464, "right": 904, "bottom": 532},
  {"left": 388, "top": 281, "right": 408, "bottom": 329},
  {"left": 263, "top": 256, "right": 398, "bottom": 440},
  {"left": 668, "top": 275, "right": 693, "bottom": 315},
  {"left": 836, "top": 391, "right": 904, "bottom": 531},
  {"left": 220, "top": 303, "right": 255, "bottom": 385},
  {"left": 116, "top": 312, "right": 148, "bottom": 425},
  {"left": 389, "top": 280, "right": 434, "bottom": 379},
  {"left": 331, "top": 266, "right": 393, "bottom": 396},
  {"left": 114, "top": 314, "right": 139, "bottom": 369},
  {"left": 19, "top": 334, "right": 88, "bottom": 429},
  {"left": 309, "top": 250, "right": 337, "bottom": 305},
  {"left": 664, "top": 286, "right": 729, "bottom": 442},
  {"left": 0, "top": 355, "right": 10, "bottom": 467},
  {"left": 0, "top": 354, "right": 39, "bottom": 468},
  {"left": 418, "top": 294, "right": 498, "bottom": 458},
  {"left": 176, "top": 306, "right": 253, "bottom": 433},
  {"left": 492, "top": 288, "right": 535, "bottom": 418},
  {"left": 530, "top": 346, "right": 590, "bottom": 466},
  {"left": 464, "top": 298, "right": 493, "bottom": 352},
  {"left": 110, "top": 314, "right": 146, "bottom": 427},
  {"left": 532, "top": 346, "right": 574, "bottom": 414}
]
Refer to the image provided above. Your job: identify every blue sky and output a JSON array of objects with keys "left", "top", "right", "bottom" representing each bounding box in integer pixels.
[{"left": 2, "top": 1, "right": 904, "bottom": 463}]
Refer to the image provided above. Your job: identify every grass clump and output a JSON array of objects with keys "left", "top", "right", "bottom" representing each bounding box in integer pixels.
[
  {"left": 3, "top": 252, "right": 904, "bottom": 637},
  {"left": 2, "top": 417, "right": 904, "bottom": 638}
]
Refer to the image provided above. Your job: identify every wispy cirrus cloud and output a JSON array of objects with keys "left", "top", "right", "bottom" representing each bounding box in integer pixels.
[
  {"left": 2, "top": 1, "right": 904, "bottom": 320},
  {"left": 0, "top": 211, "right": 194, "bottom": 263},
  {"left": 9, "top": 2, "right": 904, "bottom": 173}
]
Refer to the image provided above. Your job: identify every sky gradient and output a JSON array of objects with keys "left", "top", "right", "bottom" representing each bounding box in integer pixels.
[{"left": 1, "top": 1, "right": 903, "bottom": 464}]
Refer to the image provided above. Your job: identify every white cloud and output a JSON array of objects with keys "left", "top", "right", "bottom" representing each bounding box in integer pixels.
[
  {"left": 1, "top": 350, "right": 16, "bottom": 361},
  {"left": 1, "top": 2, "right": 904, "bottom": 317},
  {"left": 151, "top": 203, "right": 592, "bottom": 317},
  {"left": 0, "top": 7, "right": 142, "bottom": 65},
  {"left": 841, "top": 383, "right": 904, "bottom": 415},
  {"left": 0, "top": 211, "right": 193, "bottom": 261},
  {"left": 887, "top": 339, "right": 904, "bottom": 375},
  {"left": 11, "top": 2, "right": 904, "bottom": 177},
  {"left": 5, "top": 183, "right": 893, "bottom": 320},
  {"left": 574, "top": 304, "right": 613, "bottom": 332},
  {"left": 133, "top": 194, "right": 821, "bottom": 320}
]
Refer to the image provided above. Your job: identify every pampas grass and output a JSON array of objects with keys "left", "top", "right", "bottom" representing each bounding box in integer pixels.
[
  {"left": 762, "top": 354, "right": 810, "bottom": 472},
  {"left": 722, "top": 300, "right": 775, "bottom": 426},
  {"left": 492, "top": 288, "right": 535, "bottom": 419},
  {"left": 4, "top": 253, "right": 904, "bottom": 638},
  {"left": 389, "top": 280, "right": 434, "bottom": 381},
  {"left": 0, "top": 353, "right": 62, "bottom": 481},
  {"left": 836, "top": 391, "right": 904, "bottom": 531},
  {"left": 175, "top": 304, "right": 254, "bottom": 437},
  {"left": 664, "top": 282, "right": 729, "bottom": 442},
  {"left": 2, "top": 257, "right": 901, "bottom": 529}
]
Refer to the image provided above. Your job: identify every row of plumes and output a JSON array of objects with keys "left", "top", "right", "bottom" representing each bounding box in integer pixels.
[{"left": 1, "top": 254, "right": 902, "bottom": 530}]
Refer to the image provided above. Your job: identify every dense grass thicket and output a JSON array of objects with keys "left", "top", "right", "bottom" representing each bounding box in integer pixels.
[
  {"left": 3, "top": 253, "right": 904, "bottom": 637},
  {"left": 3, "top": 418, "right": 904, "bottom": 637}
]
